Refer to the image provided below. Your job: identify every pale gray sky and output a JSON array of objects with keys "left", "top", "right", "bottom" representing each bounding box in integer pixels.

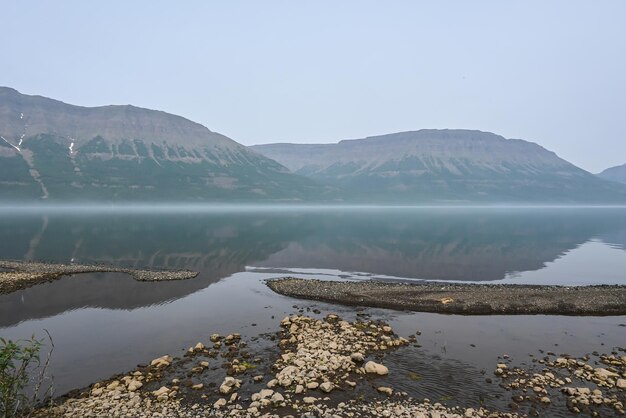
[{"left": 1, "top": 1, "right": 625, "bottom": 172}]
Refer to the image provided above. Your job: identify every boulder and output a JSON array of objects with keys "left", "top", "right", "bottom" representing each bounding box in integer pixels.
[
  {"left": 320, "top": 382, "right": 334, "bottom": 393},
  {"left": 377, "top": 386, "right": 393, "bottom": 395},
  {"left": 365, "top": 361, "right": 389, "bottom": 375}
]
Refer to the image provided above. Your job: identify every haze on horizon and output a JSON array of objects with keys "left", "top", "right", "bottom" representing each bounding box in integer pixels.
[{"left": 1, "top": 0, "right": 625, "bottom": 173}]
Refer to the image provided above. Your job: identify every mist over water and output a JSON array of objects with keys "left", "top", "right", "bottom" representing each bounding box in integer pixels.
[
  {"left": 3, "top": 203, "right": 626, "bottom": 213},
  {"left": 2, "top": 205, "right": 626, "bottom": 283}
]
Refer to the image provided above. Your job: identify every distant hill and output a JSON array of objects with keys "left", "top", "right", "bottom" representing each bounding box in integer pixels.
[
  {"left": 253, "top": 130, "right": 626, "bottom": 203},
  {"left": 0, "top": 87, "right": 322, "bottom": 201},
  {"left": 598, "top": 164, "right": 626, "bottom": 185}
]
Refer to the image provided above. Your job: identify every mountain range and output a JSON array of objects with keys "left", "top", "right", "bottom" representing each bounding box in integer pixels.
[{"left": 2, "top": 86, "right": 626, "bottom": 203}]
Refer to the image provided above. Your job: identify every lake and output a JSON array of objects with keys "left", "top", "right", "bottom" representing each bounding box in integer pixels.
[{"left": 1, "top": 206, "right": 625, "bottom": 416}]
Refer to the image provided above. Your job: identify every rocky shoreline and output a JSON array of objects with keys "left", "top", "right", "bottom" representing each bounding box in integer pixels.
[
  {"left": 0, "top": 260, "right": 198, "bottom": 295},
  {"left": 36, "top": 314, "right": 515, "bottom": 418},
  {"left": 33, "top": 312, "right": 625, "bottom": 417},
  {"left": 266, "top": 278, "right": 626, "bottom": 316}
]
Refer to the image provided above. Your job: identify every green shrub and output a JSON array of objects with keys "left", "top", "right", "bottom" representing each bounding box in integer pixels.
[{"left": 0, "top": 332, "right": 53, "bottom": 418}]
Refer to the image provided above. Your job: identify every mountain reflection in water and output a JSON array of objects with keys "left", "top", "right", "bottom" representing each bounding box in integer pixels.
[{"left": 0, "top": 207, "right": 625, "bottom": 326}]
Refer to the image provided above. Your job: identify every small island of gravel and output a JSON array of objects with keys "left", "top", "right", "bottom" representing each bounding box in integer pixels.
[
  {"left": 266, "top": 278, "right": 626, "bottom": 316},
  {"left": 0, "top": 260, "right": 198, "bottom": 295}
]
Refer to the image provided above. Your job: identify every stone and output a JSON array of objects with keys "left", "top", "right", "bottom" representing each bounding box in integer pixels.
[
  {"left": 303, "top": 397, "right": 317, "bottom": 404},
  {"left": 594, "top": 368, "right": 619, "bottom": 380},
  {"left": 365, "top": 361, "right": 389, "bottom": 375},
  {"left": 213, "top": 398, "right": 226, "bottom": 409},
  {"left": 320, "top": 382, "right": 334, "bottom": 393},
  {"left": 271, "top": 392, "right": 285, "bottom": 403},
  {"left": 306, "top": 382, "right": 319, "bottom": 389},
  {"left": 127, "top": 380, "right": 142, "bottom": 392},
  {"left": 295, "top": 385, "right": 304, "bottom": 394},
  {"left": 191, "top": 383, "right": 203, "bottom": 390},
  {"left": 150, "top": 355, "right": 173, "bottom": 368},
  {"left": 259, "top": 389, "right": 274, "bottom": 399},
  {"left": 617, "top": 379, "right": 626, "bottom": 389},
  {"left": 152, "top": 386, "right": 169, "bottom": 397},
  {"left": 222, "top": 376, "right": 239, "bottom": 387},
  {"left": 377, "top": 386, "right": 393, "bottom": 395},
  {"left": 351, "top": 352, "right": 365, "bottom": 362}
]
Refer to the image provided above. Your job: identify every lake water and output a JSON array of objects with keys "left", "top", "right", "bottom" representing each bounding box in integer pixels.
[{"left": 0, "top": 206, "right": 625, "bottom": 416}]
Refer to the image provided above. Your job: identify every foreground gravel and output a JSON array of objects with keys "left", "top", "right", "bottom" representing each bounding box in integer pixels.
[
  {"left": 0, "top": 260, "right": 198, "bottom": 294},
  {"left": 266, "top": 278, "right": 626, "bottom": 315}
]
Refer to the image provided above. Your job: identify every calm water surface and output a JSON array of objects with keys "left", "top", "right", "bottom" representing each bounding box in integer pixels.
[{"left": 0, "top": 207, "right": 625, "bottom": 415}]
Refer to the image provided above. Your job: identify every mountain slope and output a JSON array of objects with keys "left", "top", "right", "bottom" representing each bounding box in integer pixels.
[
  {"left": 0, "top": 87, "right": 322, "bottom": 201},
  {"left": 598, "top": 164, "right": 626, "bottom": 184},
  {"left": 253, "top": 130, "right": 626, "bottom": 203}
]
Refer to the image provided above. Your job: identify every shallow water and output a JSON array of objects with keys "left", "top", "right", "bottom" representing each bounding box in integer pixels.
[{"left": 0, "top": 207, "right": 625, "bottom": 415}]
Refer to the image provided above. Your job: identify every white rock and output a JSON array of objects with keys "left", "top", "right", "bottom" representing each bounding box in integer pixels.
[
  {"left": 594, "top": 368, "right": 619, "bottom": 380},
  {"left": 127, "top": 380, "right": 142, "bottom": 392},
  {"left": 271, "top": 392, "right": 285, "bottom": 403},
  {"left": 377, "top": 386, "right": 393, "bottom": 395},
  {"left": 351, "top": 352, "right": 365, "bottom": 362},
  {"left": 320, "top": 382, "right": 334, "bottom": 393},
  {"left": 259, "top": 389, "right": 274, "bottom": 399},
  {"left": 222, "top": 376, "right": 239, "bottom": 387},
  {"left": 150, "top": 355, "right": 173, "bottom": 368},
  {"left": 152, "top": 386, "right": 169, "bottom": 397},
  {"left": 365, "top": 361, "right": 389, "bottom": 375}
]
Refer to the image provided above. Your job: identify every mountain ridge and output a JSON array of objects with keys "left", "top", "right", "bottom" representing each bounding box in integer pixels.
[
  {"left": 252, "top": 130, "right": 626, "bottom": 203},
  {"left": 598, "top": 163, "right": 626, "bottom": 185},
  {"left": 0, "top": 86, "right": 238, "bottom": 150},
  {"left": 0, "top": 87, "right": 323, "bottom": 201}
]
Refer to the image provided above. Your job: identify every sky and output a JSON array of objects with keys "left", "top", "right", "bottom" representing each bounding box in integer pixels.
[{"left": 1, "top": 1, "right": 625, "bottom": 172}]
